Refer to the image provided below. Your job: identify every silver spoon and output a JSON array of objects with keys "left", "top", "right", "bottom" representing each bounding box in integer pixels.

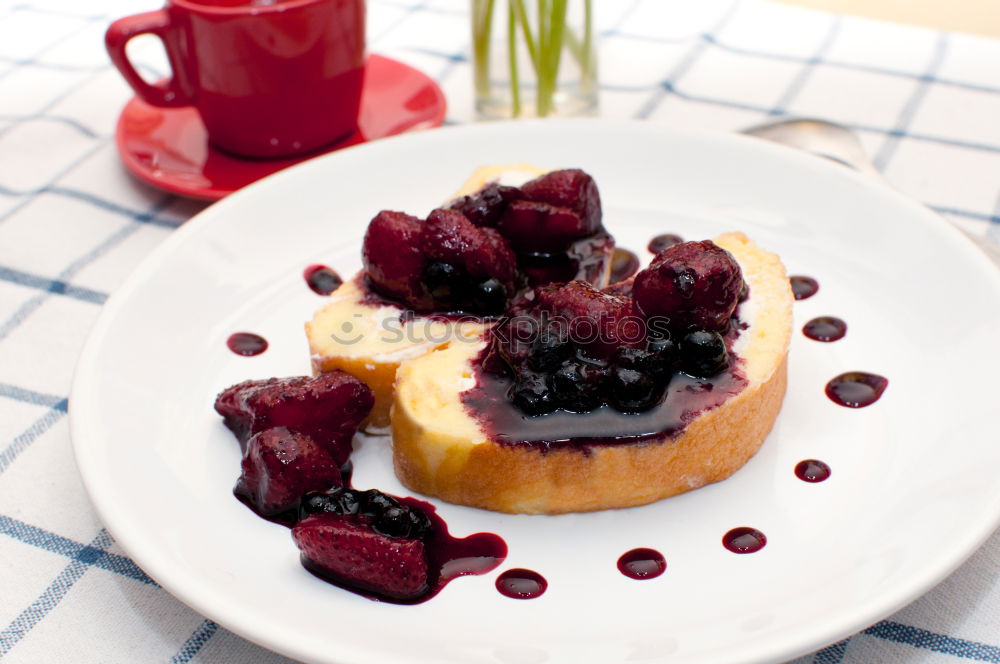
[{"left": 741, "top": 117, "right": 1000, "bottom": 266}]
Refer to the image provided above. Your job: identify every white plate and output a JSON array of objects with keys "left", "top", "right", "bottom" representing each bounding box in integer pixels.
[{"left": 70, "top": 120, "right": 1000, "bottom": 664}]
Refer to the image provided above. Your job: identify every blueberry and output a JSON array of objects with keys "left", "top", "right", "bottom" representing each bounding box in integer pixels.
[
  {"left": 528, "top": 335, "right": 572, "bottom": 372},
  {"left": 472, "top": 278, "right": 508, "bottom": 315},
  {"left": 406, "top": 508, "right": 433, "bottom": 539},
  {"left": 510, "top": 372, "right": 556, "bottom": 415},
  {"left": 614, "top": 347, "right": 654, "bottom": 370},
  {"left": 373, "top": 506, "right": 413, "bottom": 538},
  {"left": 607, "top": 367, "right": 661, "bottom": 412},
  {"left": 551, "top": 359, "right": 603, "bottom": 412},
  {"left": 300, "top": 490, "right": 339, "bottom": 516},
  {"left": 333, "top": 488, "right": 362, "bottom": 515},
  {"left": 738, "top": 280, "right": 749, "bottom": 302},
  {"left": 646, "top": 336, "right": 679, "bottom": 378},
  {"left": 679, "top": 329, "right": 729, "bottom": 377},
  {"left": 360, "top": 489, "right": 400, "bottom": 518},
  {"left": 423, "top": 261, "right": 464, "bottom": 300}
]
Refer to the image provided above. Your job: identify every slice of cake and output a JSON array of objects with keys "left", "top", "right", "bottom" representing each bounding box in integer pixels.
[
  {"left": 306, "top": 167, "right": 616, "bottom": 428},
  {"left": 391, "top": 232, "right": 793, "bottom": 514}
]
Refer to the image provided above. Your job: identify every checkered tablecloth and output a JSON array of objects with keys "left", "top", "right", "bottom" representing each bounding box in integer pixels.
[{"left": 1, "top": 0, "right": 998, "bottom": 662}]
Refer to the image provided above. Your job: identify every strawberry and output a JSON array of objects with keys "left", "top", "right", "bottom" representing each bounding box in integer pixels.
[
  {"left": 214, "top": 371, "right": 373, "bottom": 466},
  {"left": 633, "top": 240, "right": 743, "bottom": 332},
  {"left": 292, "top": 512, "right": 430, "bottom": 601},
  {"left": 421, "top": 208, "right": 517, "bottom": 292},
  {"left": 497, "top": 200, "right": 589, "bottom": 253},
  {"left": 234, "top": 427, "right": 342, "bottom": 520},
  {"left": 362, "top": 210, "right": 427, "bottom": 305},
  {"left": 519, "top": 169, "right": 602, "bottom": 235},
  {"left": 535, "top": 280, "right": 643, "bottom": 359}
]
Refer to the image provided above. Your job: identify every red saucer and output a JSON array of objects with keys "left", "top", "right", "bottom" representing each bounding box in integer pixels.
[{"left": 115, "top": 54, "right": 447, "bottom": 200}]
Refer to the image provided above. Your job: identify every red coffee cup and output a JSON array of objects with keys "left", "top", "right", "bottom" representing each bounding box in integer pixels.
[{"left": 106, "top": 0, "right": 365, "bottom": 159}]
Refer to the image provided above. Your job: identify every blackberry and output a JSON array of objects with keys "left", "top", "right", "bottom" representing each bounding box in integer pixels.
[
  {"left": 449, "top": 183, "right": 520, "bottom": 227},
  {"left": 679, "top": 329, "right": 729, "bottom": 377},
  {"left": 607, "top": 367, "right": 661, "bottom": 412}
]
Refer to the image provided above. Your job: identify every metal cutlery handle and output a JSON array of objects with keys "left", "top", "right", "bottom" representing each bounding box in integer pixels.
[{"left": 742, "top": 118, "right": 1000, "bottom": 267}]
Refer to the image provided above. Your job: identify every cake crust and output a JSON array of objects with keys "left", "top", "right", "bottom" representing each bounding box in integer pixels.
[{"left": 391, "top": 232, "right": 793, "bottom": 514}]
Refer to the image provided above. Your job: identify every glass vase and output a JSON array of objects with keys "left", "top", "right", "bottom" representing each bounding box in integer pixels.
[{"left": 471, "top": 0, "right": 597, "bottom": 119}]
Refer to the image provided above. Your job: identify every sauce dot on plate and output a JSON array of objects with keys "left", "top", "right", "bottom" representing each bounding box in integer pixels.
[
  {"left": 789, "top": 275, "right": 819, "bottom": 300},
  {"left": 226, "top": 332, "right": 268, "bottom": 356},
  {"left": 304, "top": 264, "right": 343, "bottom": 295},
  {"left": 826, "top": 372, "right": 888, "bottom": 407},
  {"left": 723, "top": 527, "right": 766, "bottom": 554},
  {"left": 496, "top": 569, "right": 547, "bottom": 599},
  {"left": 648, "top": 233, "right": 683, "bottom": 254},
  {"left": 795, "top": 459, "right": 831, "bottom": 483},
  {"left": 617, "top": 548, "right": 667, "bottom": 579},
  {"left": 803, "top": 316, "right": 846, "bottom": 342}
]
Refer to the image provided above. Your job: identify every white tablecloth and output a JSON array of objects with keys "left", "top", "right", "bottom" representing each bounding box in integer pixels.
[{"left": 0, "top": 0, "right": 997, "bottom": 662}]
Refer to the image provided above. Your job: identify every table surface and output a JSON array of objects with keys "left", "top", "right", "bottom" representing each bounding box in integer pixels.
[{"left": 1, "top": 0, "right": 998, "bottom": 663}]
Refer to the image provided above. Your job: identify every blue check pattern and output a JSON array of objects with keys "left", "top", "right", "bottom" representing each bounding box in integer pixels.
[{"left": 0, "top": 0, "right": 997, "bottom": 661}]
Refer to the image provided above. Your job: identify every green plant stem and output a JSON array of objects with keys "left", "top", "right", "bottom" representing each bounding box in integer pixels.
[
  {"left": 510, "top": 0, "right": 539, "bottom": 74},
  {"left": 537, "top": 0, "right": 567, "bottom": 116},
  {"left": 472, "top": 0, "right": 496, "bottom": 97},
  {"left": 507, "top": 0, "right": 521, "bottom": 117},
  {"left": 474, "top": 0, "right": 586, "bottom": 118}
]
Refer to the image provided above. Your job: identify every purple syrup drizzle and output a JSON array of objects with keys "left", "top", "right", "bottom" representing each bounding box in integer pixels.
[
  {"left": 803, "top": 316, "right": 847, "bottom": 342},
  {"left": 795, "top": 459, "right": 831, "bottom": 483},
  {"left": 617, "top": 548, "right": 667, "bottom": 579},
  {"left": 647, "top": 233, "right": 683, "bottom": 254},
  {"left": 304, "top": 264, "right": 343, "bottom": 295},
  {"left": 789, "top": 275, "right": 819, "bottom": 300},
  {"left": 723, "top": 527, "right": 767, "bottom": 554},
  {"left": 226, "top": 332, "right": 268, "bottom": 356},
  {"left": 496, "top": 568, "right": 547, "bottom": 599},
  {"left": 609, "top": 248, "right": 640, "bottom": 284},
  {"left": 826, "top": 372, "right": 888, "bottom": 408}
]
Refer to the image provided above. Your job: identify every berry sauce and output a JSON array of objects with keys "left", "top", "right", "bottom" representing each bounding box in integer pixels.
[
  {"left": 789, "top": 275, "right": 819, "bottom": 300},
  {"left": 300, "top": 495, "right": 507, "bottom": 605},
  {"left": 803, "top": 316, "right": 846, "bottom": 342},
  {"left": 617, "top": 548, "right": 667, "bottom": 579},
  {"left": 647, "top": 233, "right": 683, "bottom": 255},
  {"left": 496, "top": 568, "right": 547, "bottom": 599},
  {"left": 519, "top": 230, "right": 616, "bottom": 287},
  {"left": 609, "top": 248, "right": 640, "bottom": 284},
  {"left": 795, "top": 459, "right": 831, "bottom": 483},
  {"left": 304, "top": 264, "right": 343, "bottom": 295},
  {"left": 826, "top": 372, "right": 888, "bottom": 408},
  {"left": 723, "top": 527, "right": 767, "bottom": 554},
  {"left": 462, "top": 361, "right": 747, "bottom": 449},
  {"left": 226, "top": 332, "right": 268, "bottom": 356}
]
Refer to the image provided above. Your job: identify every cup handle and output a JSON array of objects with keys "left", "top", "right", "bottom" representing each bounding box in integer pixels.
[{"left": 105, "top": 10, "right": 191, "bottom": 107}]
